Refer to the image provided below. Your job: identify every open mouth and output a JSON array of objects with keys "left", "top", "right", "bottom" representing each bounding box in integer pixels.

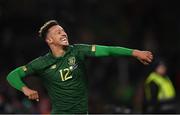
[{"left": 61, "top": 38, "right": 68, "bottom": 44}]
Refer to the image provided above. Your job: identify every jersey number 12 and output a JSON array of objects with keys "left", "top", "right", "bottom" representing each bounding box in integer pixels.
[{"left": 59, "top": 68, "right": 72, "bottom": 81}]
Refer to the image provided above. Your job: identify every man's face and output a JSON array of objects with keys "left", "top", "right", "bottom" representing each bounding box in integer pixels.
[
  {"left": 46, "top": 25, "right": 69, "bottom": 46},
  {"left": 155, "top": 64, "right": 167, "bottom": 76}
]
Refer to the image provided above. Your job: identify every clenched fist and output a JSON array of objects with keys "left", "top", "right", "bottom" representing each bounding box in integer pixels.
[
  {"left": 22, "top": 86, "right": 39, "bottom": 102},
  {"left": 132, "top": 49, "right": 153, "bottom": 65}
]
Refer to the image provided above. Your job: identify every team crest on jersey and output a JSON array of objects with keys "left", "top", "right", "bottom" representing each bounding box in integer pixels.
[{"left": 68, "top": 57, "right": 76, "bottom": 65}]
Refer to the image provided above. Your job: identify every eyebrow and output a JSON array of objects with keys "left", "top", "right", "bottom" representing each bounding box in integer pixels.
[{"left": 56, "top": 28, "right": 64, "bottom": 32}]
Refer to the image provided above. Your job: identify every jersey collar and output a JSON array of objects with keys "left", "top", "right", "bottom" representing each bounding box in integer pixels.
[{"left": 48, "top": 46, "right": 72, "bottom": 60}]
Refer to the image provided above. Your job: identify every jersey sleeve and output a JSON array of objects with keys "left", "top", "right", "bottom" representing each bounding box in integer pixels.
[
  {"left": 74, "top": 44, "right": 96, "bottom": 57},
  {"left": 22, "top": 56, "right": 44, "bottom": 75},
  {"left": 95, "top": 45, "right": 133, "bottom": 57}
]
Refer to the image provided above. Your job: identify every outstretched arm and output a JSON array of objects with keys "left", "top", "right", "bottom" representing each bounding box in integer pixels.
[
  {"left": 95, "top": 45, "right": 153, "bottom": 65},
  {"left": 7, "top": 67, "right": 39, "bottom": 101}
]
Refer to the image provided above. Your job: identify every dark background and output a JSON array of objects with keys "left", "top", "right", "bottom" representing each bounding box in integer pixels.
[{"left": 0, "top": 0, "right": 180, "bottom": 113}]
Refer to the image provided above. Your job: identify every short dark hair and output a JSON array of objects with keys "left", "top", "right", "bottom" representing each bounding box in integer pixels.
[{"left": 39, "top": 20, "right": 59, "bottom": 39}]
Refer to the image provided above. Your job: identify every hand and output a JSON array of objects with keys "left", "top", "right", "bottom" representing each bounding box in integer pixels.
[
  {"left": 22, "top": 86, "right": 39, "bottom": 102},
  {"left": 132, "top": 49, "right": 153, "bottom": 65}
]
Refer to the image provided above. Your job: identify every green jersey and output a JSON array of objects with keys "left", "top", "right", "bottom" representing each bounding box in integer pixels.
[
  {"left": 7, "top": 43, "right": 133, "bottom": 114},
  {"left": 23, "top": 44, "right": 95, "bottom": 114}
]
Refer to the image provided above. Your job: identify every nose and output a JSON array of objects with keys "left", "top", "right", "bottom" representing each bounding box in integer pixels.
[
  {"left": 62, "top": 34, "right": 67, "bottom": 37},
  {"left": 62, "top": 31, "right": 67, "bottom": 36}
]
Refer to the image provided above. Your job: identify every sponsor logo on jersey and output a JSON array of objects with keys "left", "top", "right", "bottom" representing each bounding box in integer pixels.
[
  {"left": 68, "top": 57, "right": 76, "bottom": 66},
  {"left": 50, "top": 64, "right": 57, "bottom": 69}
]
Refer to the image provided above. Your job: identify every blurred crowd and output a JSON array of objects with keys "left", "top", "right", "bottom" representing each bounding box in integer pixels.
[{"left": 0, "top": 0, "right": 180, "bottom": 113}]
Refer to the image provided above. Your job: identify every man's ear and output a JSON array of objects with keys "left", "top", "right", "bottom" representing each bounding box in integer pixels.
[{"left": 46, "top": 37, "right": 53, "bottom": 44}]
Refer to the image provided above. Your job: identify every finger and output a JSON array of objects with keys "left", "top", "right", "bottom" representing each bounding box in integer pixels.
[
  {"left": 34, "top": 92, "right": 39, "bottom": 102},
  {"left": 147, "top": 54, "right": 153, "bottom": 62},
  {"left": 146, "top": 51, "right": 152, "bottom": 55},
  {"left": 148, "top": 53, "right": 153, "bottom": 59},
  {"left": 145, "top": 57, "right": 152, "bottom": 63},
  {"left": 143, "top": 61, "right": 149, "bottom": 65},
  {"left": 139, "top": 59, "right": 149, "bottom": 65},
  {"left": 150, "top": 54, "right": 153, "bottom": 60},
  {"left": 149, "top": 55, "right": 153, "bottom": 60},
  {"left": 28, "top": 93, "right": 37, "bottom": 100},
  {"left": 142, "top": 59, "right": 149, "bottom": 65},
  {"left": 33, "top": 92, "right": 39, "bottom": 100},
  {"left": 147, "top": 51, "right": 152, "bottom": 55},
  {"left": 28, "top": 95, "right": 33, "bottom": 100},
  {"left": 146, "top": 51, "right": 153, "bottom": 58},
  {"left": 37, "top": 92, "right": 39, "bottom": 99},
  {"left": 30, "top": 94, "right": 36, "bottom": 100},
  {"left": 148, "top": 58, "right": 152, "bottom": 62},
  {"left": 142, "top": 61, "right": 149, "bottom": 65},
  {"left": 30, "top": 95, "right": 39, "bottom": 101},
  {"left": 36, "top": 99, "right": 39, "bottom": 102},
  {"left": 34, "top": 93, "right": 39, "bottom": 100}
]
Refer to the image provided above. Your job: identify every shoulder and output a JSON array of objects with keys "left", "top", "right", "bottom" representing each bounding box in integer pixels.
[
  {"left": 73, "top": 44, "right": 90, "bottom": 47},
  {"left": 71, "top": 44, "right": 93, "bottom": 50},
  {"left": 33, "top": 53, "right": 49, "bottom": 63},
  {"left": 68, "top": 44, "right": 84, "bottom": 51},
  {"left": 29, "top": 56, "right": 44, "bottom": 65},
  {"left": 27, "top": 52, "right": 49, "bottom": 67}
]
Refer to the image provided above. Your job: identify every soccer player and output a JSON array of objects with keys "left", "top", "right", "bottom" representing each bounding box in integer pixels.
[{"left": 7, "top": 20, "right": 153, "bottom": 114}]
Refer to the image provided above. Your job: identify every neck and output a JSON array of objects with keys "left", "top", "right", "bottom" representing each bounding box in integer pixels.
[{"left": 49, "top": 45, "right": 66, "bottom": 57}]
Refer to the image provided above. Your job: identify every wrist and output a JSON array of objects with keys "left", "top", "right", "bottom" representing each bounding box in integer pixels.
[
  {"left": 132, "top": 49, "right": 140, "bottom": 57},
  {"left": 21, "top": 86, "right": 28, "bottom": 92}
]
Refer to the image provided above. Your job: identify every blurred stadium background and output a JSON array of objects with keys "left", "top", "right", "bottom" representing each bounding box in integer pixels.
[{"left": 0, "top": 0, "right": 180, "bottom": 114}]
